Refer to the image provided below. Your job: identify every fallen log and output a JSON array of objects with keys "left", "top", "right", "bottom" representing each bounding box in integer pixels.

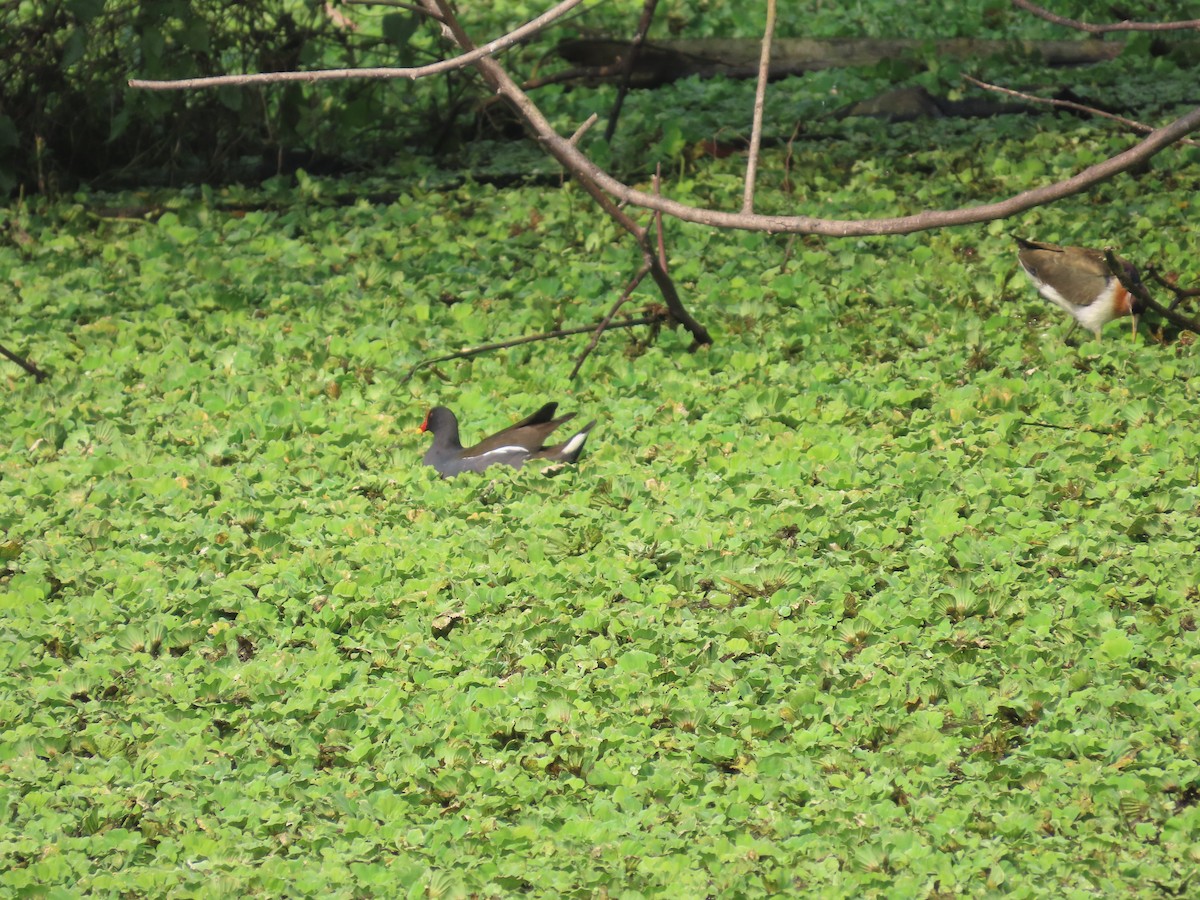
[{"left": 555, "top": 37, "right": 1124, "bottom": 86}]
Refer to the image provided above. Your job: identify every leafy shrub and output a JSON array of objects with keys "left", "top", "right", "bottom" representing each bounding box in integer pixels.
[{"left": 0, "top": 0, "right": 430, "bottom": 194}]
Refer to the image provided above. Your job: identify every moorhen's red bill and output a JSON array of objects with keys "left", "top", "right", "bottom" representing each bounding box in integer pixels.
[
  {"left": 1016, "top": 237, "right": 1144, "bottom": 340},
  {"left": 420, "top": 403, "right": 596, "bottom": 477}
]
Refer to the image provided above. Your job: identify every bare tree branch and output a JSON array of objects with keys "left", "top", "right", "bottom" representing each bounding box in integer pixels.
[
  {"left": 595, "top": 106, "right": 1200, "bottom": 235},
  {"left": 604, "top": 0, "right": 660, "bottom": 142},
  {"left": 425, "top": 0, "right": 712, "bottom": 345},
  {"left": 557, "top": 151, "right": 709, "bottom": 343},
  {"left": 1012, "top": 0, "right": 1200, "bottom": 33},
  {"left": 409, "top": 8, "right": 1200, "bottom": 237},
  {"left": 569, "top": 168, "right": 673, "bottom": 378},
  {"left": 965, "top": 75, "right": 1200, "bottom": 148},
  {"left": 743, "top": 0, "right": 777, "bottom": 213},
  {"left": 343, "top": 0, "right": 442, "bottom": 18},
  {"left": 401, "top": 314, "right": 664, "bottom": 383},
  {"left": 128, "top": 0, "right": 586, "bottom": 90},
  {"left": 1148, "top": 268, "right": 1200, "bottom": 309},
  {"left": 0, "top": 343, "right": 49, "bottom": 382},
  {"left": 569, "top": 263, "right": 651, "bottom": 380}
]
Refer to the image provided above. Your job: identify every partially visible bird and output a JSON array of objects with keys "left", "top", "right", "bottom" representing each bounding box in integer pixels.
[
  {"left": 419, "top": 403, "right": 596, "bottom": 477},
  {"left": 1015, "top": 237, "right": 1144, "bottom": 340}
]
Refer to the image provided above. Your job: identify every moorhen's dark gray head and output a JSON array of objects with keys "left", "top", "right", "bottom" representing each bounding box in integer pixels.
[{"left": 419, "top": 406, "right": 459, "bottom": 442}]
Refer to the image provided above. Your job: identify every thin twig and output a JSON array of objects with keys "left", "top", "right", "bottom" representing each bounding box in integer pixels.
[
  {"left": 653, "top": 165, "right": 666, "bottom": 271},
  {"left": 0, "top": 343, "right": 49, "bottom": 382},
  {"left": 401, "top": 315, "right": 663, "bottom": 383},
  {"left": 743, "top": 0, "right": 777, "bottom": 214},
  {"left": 343, "top": 0, "right": 443, "bottom": 18},
  {"left": 1012, "top": 0, "right": 1200, "bottom": 33},
  {"left": 781, "top": 120, "right": 803, "bottom": 197},
  {"left": 1148, "top": 268, "right": 1200, "bottom": 310},
  {"left": 778, "top": 234, "right": 797, "bottom": 276},
  {"left": 569, "top": 264, "right": 652, "bottom": 380},
  {"left": 965, "top": 75, "right": 1200, "bottom": 148},
  {"left": 1019, "top": 420, "right": 1116, "bottom": 434},
  {"left": 569, "top": 113, "right": 599, "bottom": 146},
  {"left": 642, "top": 248, "right": 706, "bottom": 345},
  {"left": 1104, "top": 249, "right": 1200, "bottom": 334},
  {"left": 129, "top": 0, "right": 585, "bottom": 89},
  {"left": 604, "top": 0, "right": 660, "bottom": 143},
  {"left": 579, "top": 164, "right": 709, "bottom": 342}
]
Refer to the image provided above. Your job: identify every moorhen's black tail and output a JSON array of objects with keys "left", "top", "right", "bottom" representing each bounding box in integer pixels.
[{"left": 500, "top": 403, "right": 559, "bottom": 432}]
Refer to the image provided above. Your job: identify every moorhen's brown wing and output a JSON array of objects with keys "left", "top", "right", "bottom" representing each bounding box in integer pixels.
[{"left": 463, "top": 407, "right": 578, "bottom": 456}]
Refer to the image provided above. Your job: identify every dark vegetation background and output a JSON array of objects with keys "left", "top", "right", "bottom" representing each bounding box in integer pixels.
[{"left": 7, "top": 0, "right": 1192, "bottom": 196}]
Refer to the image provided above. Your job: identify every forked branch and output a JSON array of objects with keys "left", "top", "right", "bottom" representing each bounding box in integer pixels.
[
  {"left": 128, "top": 0, "right": 586, "bottom": 90},
  {"left": 1105, "top": 250, "right": 1200, "bottom": 335},
  {"left": 569, "top": 262, "right": 651, "bottom": 380},
  {"left": 521, "top": 100, "right": 1200, "bottom": 236},
  {"left": 422, "top": 0, "right": 712, "bottom": 346},
  {"left": 1011, "top": 0, "right": 1200, "bottom": 33},
  {"left": 1148, "top": 269, "right": 1200, "bottom": 310},
  {"left": 411, "top": 3, "right": 1200, "bottom": 236},
  {"left": 965, "top": 75, "right": 1200, "bottom": 149}
]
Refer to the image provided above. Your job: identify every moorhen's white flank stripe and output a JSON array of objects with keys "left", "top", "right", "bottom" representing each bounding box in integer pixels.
[{"left": 475, "top": 445, "right": 528, "bottom": 458}]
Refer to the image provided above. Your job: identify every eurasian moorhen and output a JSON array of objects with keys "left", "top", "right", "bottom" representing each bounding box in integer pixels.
[
  {"left": 1016, "top": 238, "right": 1143, "bottom": 340},
  {"left": 420, "top": 403, "right": 596, "bottom": 477}
]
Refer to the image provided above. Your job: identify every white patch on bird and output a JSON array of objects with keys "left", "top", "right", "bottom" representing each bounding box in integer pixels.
[
  {"left": 473, "top": 445, "right": 526, "bottom": 458},
  {"left": 1028, "top": 278, "right": 1070, "bottom": 309},
  {"left": 1027, "top": 270, "right": 1123, "bottom": 336},
  {"left": 561, "top": 431, "right": 587, "bottom": 455}
]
